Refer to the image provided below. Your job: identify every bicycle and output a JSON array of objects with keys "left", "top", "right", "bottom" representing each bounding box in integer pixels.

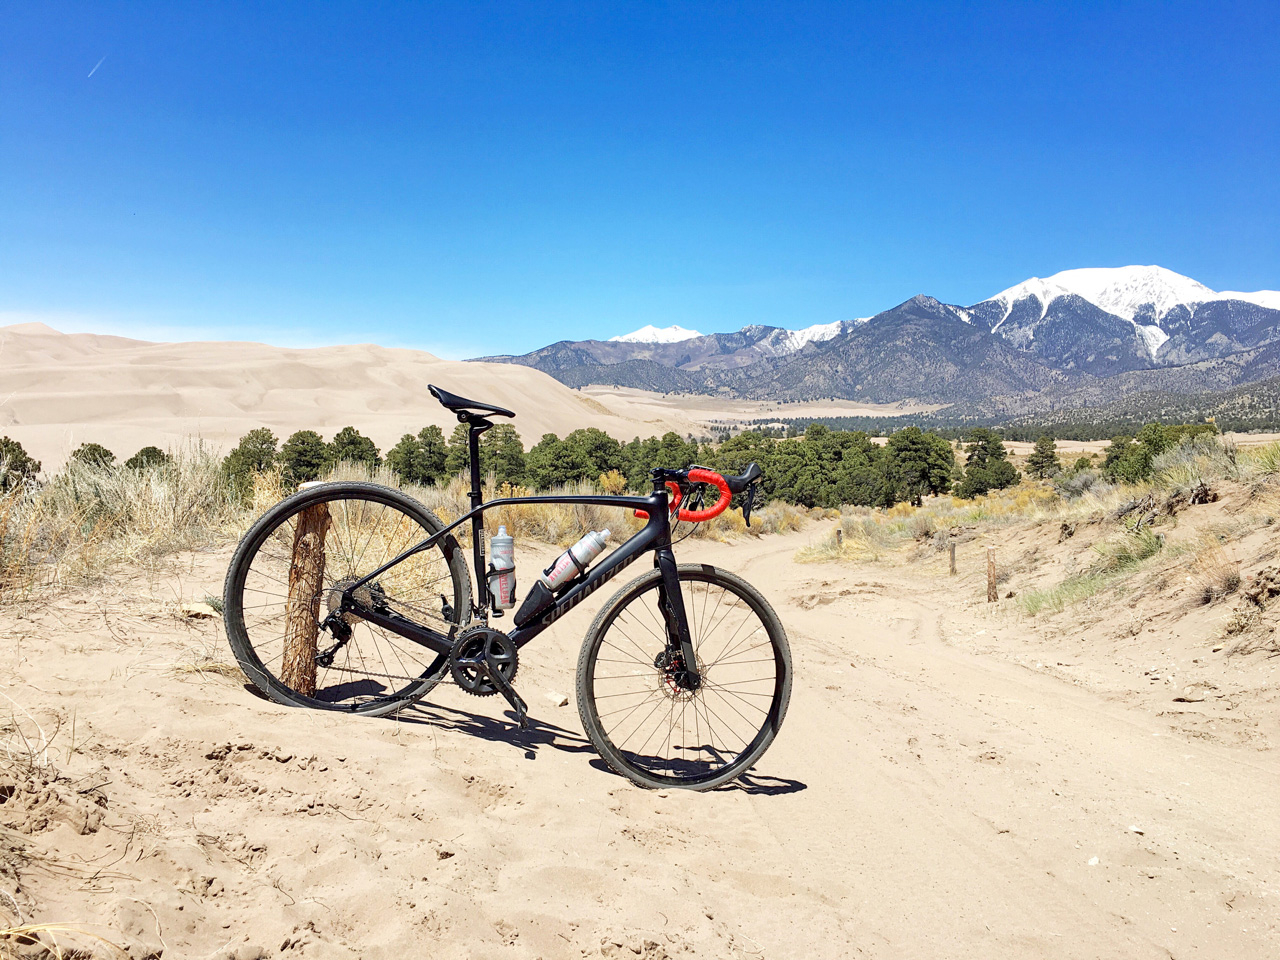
[{"left": 223, "top": 385, "right": 791, "bottom": 790}]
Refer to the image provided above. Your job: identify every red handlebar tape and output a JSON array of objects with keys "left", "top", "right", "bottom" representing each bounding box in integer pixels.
[{"left": 681, "top": 469, "right": 732, "bottom": 522}]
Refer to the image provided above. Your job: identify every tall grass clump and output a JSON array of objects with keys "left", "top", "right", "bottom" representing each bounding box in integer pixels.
[
  {"left": 1188, "top": 539, "right": 1241, "bottom": 605},
  {"left": 1, "top": 444, "right": 242, "bottom": 601},
  {"left": 1241, "top": 439, "right": 1280, "bottom": 477},
  {"left": 1151, "top": 433, "right": 1241, "bottom": 488}
]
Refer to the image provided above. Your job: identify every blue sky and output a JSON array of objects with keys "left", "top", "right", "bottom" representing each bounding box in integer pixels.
[{"left": 2, "top": 1, "right": 1277, "bottom": 358}]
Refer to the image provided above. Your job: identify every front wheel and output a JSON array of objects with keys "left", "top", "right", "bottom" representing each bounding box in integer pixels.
[{"left": 576, "top": 564, "right": 791, "bottom": 790}]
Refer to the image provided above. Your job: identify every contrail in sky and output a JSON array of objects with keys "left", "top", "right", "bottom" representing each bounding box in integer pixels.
[{"left": 88, "top": 56, "right": 106, "bottom": 78}]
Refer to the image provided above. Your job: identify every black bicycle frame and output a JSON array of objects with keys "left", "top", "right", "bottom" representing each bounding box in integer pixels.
[{"left": 339, "top": 417, "right": 697, "bottom": 672}]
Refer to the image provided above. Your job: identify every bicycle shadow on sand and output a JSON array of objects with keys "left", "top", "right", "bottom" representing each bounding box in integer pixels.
[
  {"left": 584, "top": 758, "right": 807, "bottom": 795},
  {"left": 386, "top": 702, "right": 807, "bottom": 794},
  {"left": 392, "top": 701, "right": 596, "bottom": 761}
]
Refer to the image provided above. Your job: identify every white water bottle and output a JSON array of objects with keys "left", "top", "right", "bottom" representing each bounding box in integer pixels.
[
  {"left": 539, "top": 529, "right": 610, "bottom": 591},
  {"left": 489, "top": 526, "right": 516, "bottom": 610}
]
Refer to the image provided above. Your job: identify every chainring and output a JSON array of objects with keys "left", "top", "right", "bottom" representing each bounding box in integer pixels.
[{"left": 449, "top": 624, "right": 519, "bottom": 697}]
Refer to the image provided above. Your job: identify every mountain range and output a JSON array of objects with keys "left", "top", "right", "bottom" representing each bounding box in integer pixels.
[{"left": 476, "top": 266, "right": 1280, "bottom": 412}]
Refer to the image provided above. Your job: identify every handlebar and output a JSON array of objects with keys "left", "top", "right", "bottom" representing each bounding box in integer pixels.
[
  {"left": 682, "top": 468, "right": 732, "bottom": 521},
  {"left": 634, "top": 463, "right": 762, "bottom": 523}
]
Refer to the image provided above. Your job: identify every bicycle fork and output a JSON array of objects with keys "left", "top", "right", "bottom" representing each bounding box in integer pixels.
[{"left": 655, "top": 549, "right": 701, "bottom": 691}]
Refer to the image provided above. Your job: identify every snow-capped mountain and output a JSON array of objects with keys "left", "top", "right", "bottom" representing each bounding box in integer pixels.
[
  {"left": 973, "top": 266, "right": 1280, "bottom": 366},
  {"left": 775, "top": 320, "right": 847, "bottom": 352},
  {"left": 608, "top": 325, "right": 704, "bottom": 344},
  {"left": 481, "top": 264, "right": 1280, "bottom": 404}
]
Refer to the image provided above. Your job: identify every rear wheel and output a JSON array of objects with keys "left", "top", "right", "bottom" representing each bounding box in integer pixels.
[
  {"left": 576, "top": 564, "right": 791, "bottom": 790},
  {"left": 223, "top": 482, "right": 471, "bottom": 716}
]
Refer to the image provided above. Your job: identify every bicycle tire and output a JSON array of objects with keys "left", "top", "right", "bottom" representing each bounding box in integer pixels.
[
  {"left": 223, "top": 482, "right": 471, "bottom": 716},
  {"left": 576, "top": 563, "right": 791, "bottom": 790}
]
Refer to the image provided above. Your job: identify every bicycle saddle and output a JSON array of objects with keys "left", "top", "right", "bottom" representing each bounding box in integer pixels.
[{"left": 428, "top": 384, "right": 516, "bottom": 422}]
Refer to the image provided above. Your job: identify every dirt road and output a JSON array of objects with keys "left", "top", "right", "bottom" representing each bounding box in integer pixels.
[{"left": 5, "top": 526, "right": 1278, "bottom": 958}]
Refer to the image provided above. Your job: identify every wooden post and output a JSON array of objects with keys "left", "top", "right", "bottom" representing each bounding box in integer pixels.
[
  {"left": 949, "top": 541, "right": 957, "bottom": 575},
  {"left": 835, "top": 528, "right": 843, "bottom": 550},
  {"left": 281, "top": 502, "right": 332, "bottom": 696},
  {"left": 987, "top": 546, "right": 997, "bottom": 603}
]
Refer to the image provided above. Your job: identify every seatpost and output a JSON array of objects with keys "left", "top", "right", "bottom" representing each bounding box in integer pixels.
[{"left": 468, "top": 419, "right": 492, "bottom": 611}]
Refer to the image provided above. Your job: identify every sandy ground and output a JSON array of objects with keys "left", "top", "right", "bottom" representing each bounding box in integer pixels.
[
  {"left": 578, "top": 387, "right": 942, "bottom": 431},
  {"left": 4, "top": 498, "right": 1280, "bottom": 959}
]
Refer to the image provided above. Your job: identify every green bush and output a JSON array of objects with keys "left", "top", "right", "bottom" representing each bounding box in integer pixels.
[
  {"left": 0, "top": 437, "right": 40, "bottom": 491},
  {"left": 71, "top": 442, "right": 116, "bottom": 468},
  {"left": 124, "top": 445, "right": 170, "bottom": 470}
]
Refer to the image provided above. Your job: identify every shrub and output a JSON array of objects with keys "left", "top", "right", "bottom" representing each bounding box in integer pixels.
[
  {"left": 124, "top": 445, "right": 170, "bottom": 470},
  {"left": 70, "top": 442, "right": 116, "bottom": 468},
  {"left": 0, "top": 437, "right": 40, "bottom": 492}
]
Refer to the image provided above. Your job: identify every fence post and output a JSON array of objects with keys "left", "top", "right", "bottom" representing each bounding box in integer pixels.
[
  {"left": 281, "top": 500, "right": 332, "bottom": 697},
  {"left": 835, "top": 527, "right": 843, "bottom": 550},
  {"left": 987, "top": 546, "right": 997, "bottom": 602},
  {"left": 949, "top": 541, "right": 957, "bottom": 575}
]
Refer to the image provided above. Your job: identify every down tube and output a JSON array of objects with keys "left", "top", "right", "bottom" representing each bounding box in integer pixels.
[{"left": 507, "top": 521, "right": 663, "bottom": 647}]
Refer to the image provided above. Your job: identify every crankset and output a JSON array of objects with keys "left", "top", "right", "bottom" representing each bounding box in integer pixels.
[{"left": 449, "top": 625, "right": 528, "bottom": 729}]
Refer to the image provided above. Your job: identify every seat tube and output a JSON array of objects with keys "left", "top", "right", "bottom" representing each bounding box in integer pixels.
[{"left": 468, "top": 422, "right": 488, "bottom": 610}]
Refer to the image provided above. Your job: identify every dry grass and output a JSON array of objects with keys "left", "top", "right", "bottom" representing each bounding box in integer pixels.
[
  {"left": 1188, "top": 539, "right": 1242, "bottom": 605},
  {"left": 0, "top": 917, "right": 131, "bottom": 960},
  {"left": 797, "top": 481, "right": 1065, "bottom": 564},
  {"left": 1, "top": 444, "right": 242, "bottom": 603}
]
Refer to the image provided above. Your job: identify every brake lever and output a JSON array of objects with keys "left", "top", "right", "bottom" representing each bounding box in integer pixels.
[{"left": 742, "top": 482, "right": 758, "bottom": 527}]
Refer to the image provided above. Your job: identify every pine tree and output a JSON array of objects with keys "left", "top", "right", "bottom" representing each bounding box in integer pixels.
[
  {"left": 280, "top": 430, "right": 329, "bottom": 484},
  {"left": 71, "top": 442, "right": 116, "bottom": 468},
  {"left": 1026, "top": 435, "right": 1060, "bottom": 479},
  {"left": 327, "top": 426, "right": 380, "bottom": 469},
  {"left": 444, "top": 423, "right": 471, "bottom": 477},
  {"left": 956, "top": 428, "right": 1020, "bottom": 498},
  {"left": 223, "top": 428, "right": 279, "bottom": 497}
]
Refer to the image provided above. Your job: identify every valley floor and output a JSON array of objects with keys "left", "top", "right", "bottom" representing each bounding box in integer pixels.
[{"left": 3, "top": 517, "right": 1279, "bottom": 958}]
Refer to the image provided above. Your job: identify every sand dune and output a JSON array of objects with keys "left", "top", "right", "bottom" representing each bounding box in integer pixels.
[{"left": 0, "top": 323, "right": 702, "bottom": 469}]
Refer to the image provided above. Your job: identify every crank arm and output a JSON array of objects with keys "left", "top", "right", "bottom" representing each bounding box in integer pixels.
[{"left": 480, "top": 658, "right": 529, "bottom": 730}]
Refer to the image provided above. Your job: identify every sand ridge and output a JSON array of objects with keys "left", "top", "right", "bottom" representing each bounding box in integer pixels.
[{"left": 0, "top": 324, "right": 704, "bottom": 469}]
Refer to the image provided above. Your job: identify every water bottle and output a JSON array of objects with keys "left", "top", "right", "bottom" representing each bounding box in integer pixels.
[
  {"left": 488, "top": 526, "right": 516, "bottom": 610},
  {"left": 539, "top": 529, "right": 611, "bottom": 591}
]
